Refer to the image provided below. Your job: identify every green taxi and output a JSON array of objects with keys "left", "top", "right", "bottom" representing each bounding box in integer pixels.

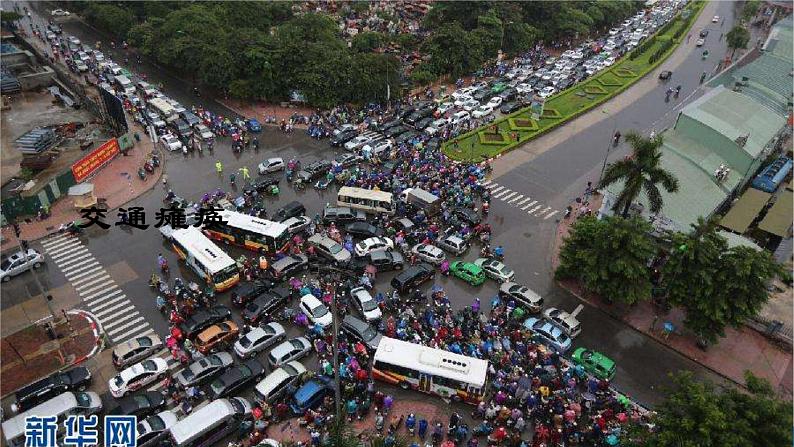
[
  {"left": 449, "top": 261, "right": 485, "bottom": 286},
  {"left": 490, "top": 82, "right": 507, "bottom": 94},
  {"left": 571, "top": 347, "right": 616, "bottom": 380}
]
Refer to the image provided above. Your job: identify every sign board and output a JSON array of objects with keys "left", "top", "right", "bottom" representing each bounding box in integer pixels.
[
  {"left": 71, "top": 139, "right": 120, "bottom": 182},
  {"left": 530, "top": 95, "right": 545, "bottom": 120}
]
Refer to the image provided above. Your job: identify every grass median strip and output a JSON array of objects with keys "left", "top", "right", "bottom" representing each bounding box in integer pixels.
[{"left": 443, "top": 1, "right": 706, "bottom": 162}]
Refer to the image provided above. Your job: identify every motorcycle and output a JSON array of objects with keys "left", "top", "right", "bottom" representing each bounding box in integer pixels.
[
  {"left": 144, "top": 160, "right": 154, "bottom": 173},
  {"left": 59, "top": 221, "right": 84, "bottom": 235},
  {"left": 138, "top": 167, "right": 146, "bottom": 180}
]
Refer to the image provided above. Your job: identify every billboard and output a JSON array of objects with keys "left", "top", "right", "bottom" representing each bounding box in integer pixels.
[{"left": 71, "top": 139, "right": 120, "bottom": 182}]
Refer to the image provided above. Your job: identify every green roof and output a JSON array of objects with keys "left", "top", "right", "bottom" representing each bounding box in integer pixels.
[
  {"left": 759, "top": 188, "right": 793, "bottom": 237},
  {"left": 765, "top": 16, "right": 793, "bottom": 63},
  {"left": 719, "top": 188, "right": 771, "bottom": 234},
  {"left": 732, "top": 54, "right": 793, "bottom": 108}
]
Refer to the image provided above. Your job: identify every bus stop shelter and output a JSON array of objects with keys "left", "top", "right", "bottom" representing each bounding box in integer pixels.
[{"left": 720, "top": 188, "right": 771, "bottom": 234}]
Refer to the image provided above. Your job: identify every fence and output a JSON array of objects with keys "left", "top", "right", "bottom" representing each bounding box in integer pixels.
[
  {"left": 1, "top": 169, "right": 77, "bottom": 222},
  {"left": 747, "top": 315, "right": 793, "bottom": 351}
]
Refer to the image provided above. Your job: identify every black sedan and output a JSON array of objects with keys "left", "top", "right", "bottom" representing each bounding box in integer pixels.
[
  {"left": 390, "top": 263, "right": 435, "bottom": 293},
  {"left": 345, "top": 222, "right": 384, "bottom": 239},
  {"left": 395, "top": 131, "right": 420, "bottom": 145},
  {"left": 249, "top": 178, "right": 280, "bottom": 193},
  {"left": 12, "top": 366, "right": 92, "bottom": 413},
  {"left": 330, "top": 130, "right": 358, "bottom": 147},
  {"left": 658, "top": 70, "right": 672, "bottom": 80},
  {"left": 180, "top": 305, "right": 232, "bottom": 338},
  {"left": 232, "top": 280, "right": 276, "bottom": 307},
  {"left": 500, "top": 102, "right": 523, "bottom": 114},
  {"left": 242, "top": 287, "right": 290, "bottom": 324},
  {"left": 107, "top": 392, "right": 166, "bottom": 418},
  {"left": 383, "top": 125, "right": 407, "bottom": 138},
  {"left": 209, "top": 359, "right": 266, "bottom": 399},
  {"left": 452, "top": 207, "right": 482, "bottom": 226},
  {"left": 351, "top": 250, "right": 404, "bottom": 273}
]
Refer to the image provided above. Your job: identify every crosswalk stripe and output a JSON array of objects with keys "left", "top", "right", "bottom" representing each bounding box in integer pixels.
[
  {"left": 535, "top": 206, "right": 553, "bottom": 216},
  {"left": 105, "top": 312, "right": 142, "bottom": 331},
  {"left": 489, "top": 185, "right": 504, "bottom": 194},
  {"left": 92, "top": 296, "right": 131, "bottom": 315},
  {"left": 85, "top": 288, "right": 124, "bottom": 307},
  {"left": 62, "top": 260, "right": 99, "bottom": 275},
  {"left": 493, "top": 189, "right": 512, "bottom": 199},
  {"left": 507, "top": 194, "right": 524, "bottom": 204},
  {"left": 481, "top": 180, "right": 492, "bottom": 186},
  {"left": 76, "top": 278, "right": 115, "bottom": 294},
  {"left": 50, "top": 248, "right": 89, "bottom": 263},
  {"left": 67, "top": 266, "right": 104, "bottom": 283},
  {"left": 46, "top": 240, "right": 83, "bottom": 257},
  {"left": 499, "top": 191, "right": 518, "bottom": 201},
  {"left": 544, "top": 210, "right": 560, "bottom": 220},
  {"left": 140, "top": 329, "right": 156, "bottom": 338},
  {"left": 109, "top": 325, "right": 154, "bottom": 344},
  {"left": 527, "top": 205, "right": 542, "bottom": 214},
  {"left": 108, "top": 317, "right": 146, "bottom": 337},
  {"left": 57, "top": 253, "right": 95, "bottom": 269},
  {"left": 73, "top": 273, "right": 110, "bottom": 289},
  {"left": 82, "top": 284, "right": 119, "bottom": 302},
  {"left": 521, "top": 200, "right": 538, "bottom": 210},
  {"left": 41, "top": 235, "right": 71, "bottom": 249},
  {"left": 516, "top": 197, "right": 532, "bottom": 207}
]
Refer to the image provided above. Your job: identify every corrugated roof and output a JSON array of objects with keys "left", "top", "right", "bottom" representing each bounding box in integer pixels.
[
  {"left": 759, "top": 189, "right": 793, "bottom": 237},
  {"left": 716, "top": 230, "right": 763, "bottom": 251},
  {"left": 719, "top": 188, "right": 771, "bottom": 233},
  {"left": 683, "top": 87, "right": 787, "bottom": 159},
  {"left": 663, "top": 131, "right": 741, "bottom": 190},
  {"left": 733, "top": 54, "right": 794, "bottom": 106},
  {"left": 765, "top": 16, "right": 793, "bottom": 63}
]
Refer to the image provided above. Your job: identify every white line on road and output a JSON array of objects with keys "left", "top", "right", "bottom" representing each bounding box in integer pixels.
[
  {"left": 50, "top": 248, "right": 89, "bottom": 264},
  {"left": 544, "top": 210, "right": 560, "bottom": 220},
  {"left": 489, "top": 185, "right": 505, "bottom": 194},
  {"left": 73, "top": 274, "right": 111, "bottom": 290},
  {"left": 41, "top": 236, "right": 74, "bottom": 251},
  {"left": 507, "top": 194, "right": 524, "bottom": 204},
  {"left": 102, "top": 310, "right": 141, "bottom": 330},
  {"left": 85, "top": 289, "right": 124, "bottom": 307},
  {"left": 92, "top": 296, "right": 132, "bottom": 315},
  {"left": 527, "top": 205, "right": 542, "bottom": 214},
  {"left": 493, "top": 189, "right": 513, "bottom": 199},
  {"left": 481, "top": 180, "right": 492, "bottom": 186},
  {"left": 499, "top": 192, "right": 518, "bottom": 202},
  {"left": 67, "top": 267, "right": 104, "bottom": 283},
  {"left": 108, "top": 317, "right": 147, "bottom": 338},
  {"left": 521, "top": 200, "right": 538, "bottom": 210},
  {"left": 45, "top": 240, "right": 82, "bottom": 256},
  {"left": 535, "top": 206, "right": 553, "bottom": 216},
  {"left": 515, "top": 197, "right": 532, "bottom": 207},
  {"left": 112, "top": 325, "right": 155, "bottom": 344},
  {"left": 57, "top": 253, "right": 95, "bottom": 269},
  {"left": 82, "top": 284, "right": 119, "bottom": 302},
  {"left": 76, "top": 278, "right": 115, "bottom": 294},
  {"left": 41, "top": 235, "right": 69, "bottom": 249},
  {"left": 62, "top": 260, "right": 99, "bottom": 275}
]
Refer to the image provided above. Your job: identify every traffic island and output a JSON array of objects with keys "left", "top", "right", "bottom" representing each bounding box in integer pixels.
[{"left": 0, "top": 310, "right": 103, "bottom": 397}]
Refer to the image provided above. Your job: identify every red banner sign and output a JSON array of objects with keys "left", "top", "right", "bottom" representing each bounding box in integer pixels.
[{"left": 71, "top": 138, "right": 120, "bottom": 182}]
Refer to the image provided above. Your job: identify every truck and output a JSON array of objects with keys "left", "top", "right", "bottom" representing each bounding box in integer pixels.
[
  {"left": 149, "top": 98, "right": 176, "bottom": 121},
  {"left": 399, "top": 188, "right": 441, "bottom": 216}
]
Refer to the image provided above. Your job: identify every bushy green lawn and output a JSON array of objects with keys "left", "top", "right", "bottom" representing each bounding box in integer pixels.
[{"left": 443, "top": 1, "right": 705, "bottom": 162}]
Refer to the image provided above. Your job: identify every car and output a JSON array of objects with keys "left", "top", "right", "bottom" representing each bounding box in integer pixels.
[
  {"left": 51, "top": 8, "right": 71, "bottom": 16},
  {"left": 487, "top": 96, "right": 503, "bottom": 108},
  {"left": 461, "top": 99, "right": 480, "bottom": 112},
  {"left": 112, "top": 334, "right": 164, "bottom": 369},
  {"left": 307, "top": 234, "right": 352, "bottom": 265},
  {"left": 382, "top": 125, "right": 407, "bottom": 138},
  {"left": 425, "top": 118, "right": 449, "bottom": 136},
  {"left": 246, "top": 118, "right": 262, "bottom": 132},
  {"left": 330, "top": 129, "right": 358, "bottom": 147},
  {"left": 449, "top": 110, "right": 471, "bottom": 126},
  {"left": 268, "top": 337, "right": 312, "bottom": 368},
  {"left": 174, "top": 352, "right": 234, "bottom": 388},
  {"left": 333, "top": 152, "right": 363, "bottom": 169},
  {"left": 499, "top": 282, "right": 543, "bottom": 313},
  {"left": 345, "top": 222, "right": 383, "bottom": 239},
  {"left": 253, "top": 361, "right": 307, "bottom": 405},
  {"left": 414, "top": 117, "right": 435, "bottom": 130},
  {"left": 234, "top": 322, "right": 287, "bottom": 359},
  {"left": 658, "top": 70, "right": 672, "bottom": 80},
  {"left": 11, "top": 366, "right": 92, "bottom": 413},
  {"left": 180, "top": 305, "right": 232, "bottom": 338},
  {"left": 107, "top": 392, "right": 166, "bottom": 418},
  {"left": 75, "top": 61, "right": 89, "bottom": 72},
  {"left": 436, "top": 101, "right": 454, "bottom": 114},
  {"left": 696, "top": 38, "right": 705, "bottom": 47},
  {"left": 499, "top": 102, "right": 522, "bottom": 114},
  {"left": 1, "top": 249, "right": 44, "bottom": 282},
  {"left": 274, "top": 201, "right": 307, "bottom": 222},
  {"left": 350, "top": 286, "right": 382, "bottom": 322},
  {"left": 453, "top": 95, "right": 473, "bottom": 107},
  {"left": 341, "top": 315, "right": 383, "bottom": 351},
  {"left": 390, "top": 263, "right": 435, "bottom": 293},
  {"left": 361, "top": 139, "right": 393, "bottom": 158},
  {"left": 712, "top": 15, "right": 720, "bottom": 23},
  {"left": 289, "top": 377, "right": 333, "bottom": 414},
  {"left": 453, "top": 207, "right": 482, "bottom": 226},
  {"left": 354, "top": 237, "right": 394, "bottom": 257},
  {"left": 136, "top": 410, "right": 179, "bottom": 447},
  {"left": 241, "top": 287, "right": 290, "bottom": 324},
  {"left": 351, "top": 250, "right": 404, "bottom": 273},
  {"left": 145, "top": 111, "right": 166, "bottom": 128},
  {"left": 282, "top": 216, "right": 312, "bottom": 235},
  {"left": 699, "top": 29, "right": 709, "bottom": 38},
  {"left": 258, "top": 157, "right": 285, "bottom": 174},
  {"left": 194, "top": 321, "right": 240, "bottom": 354},
  {"left": 571, "top": 348, "right": 616, "bottom": 380},
  {"left": 472, "top": 105, "right": 494, "bottom": 119},
  {"left": 109, "top": 358, "right": 169, "bottom": 398},
  {"left": 296, "top": 160, "right": 332, "bottom": 182},
  {"left": 542, "top": 307, "right": 582, "bottom": 338},
  {"left": 395, "top": 130, "right": 420, "bottom": 145},
  {"left": 538, "top": 86, "right": 557, "bottom": 98},
  {"left": 209, "top": 359, "right": 266, "bottom": 399},
  {"left": 269, "top": 254, "right": 309, "bottom": 280},
  {"left": 449, "top": 262, "right": 486, "bottom": 286},
  {"left": 523, "top": 317, "right": 572, "bottom": 353},
  {"left": 159, "top": 133, "right": 183, "bottom": 152},
  {"left": 321, "top": 207, "right": 366, "bottom": 225},
  {"left": 436, "top": 234, "right": 469, "bottom": 256},
  {"left": 299, "top": 294, "right": 333, "bottom": 328},
  {"left": 334, "top": 124, "right": 357, "bottom": 135},
  {"left": 474, "top": 258, "right": 515, "bottom": 283},
  {"left": 411, "top": 243, "right": 446, "bottom": 265},
  {"left": 231, "top": 280, "right": 276, "bottom": 307}
]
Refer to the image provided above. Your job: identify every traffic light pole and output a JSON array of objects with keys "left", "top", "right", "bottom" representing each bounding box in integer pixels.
[{"left": 12, "top": 221, "right": 57, "bottom": 322}]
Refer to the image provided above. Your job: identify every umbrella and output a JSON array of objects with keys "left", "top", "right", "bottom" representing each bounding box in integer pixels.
[{"left": 606, "top": 434, "right": 619, "bottom": 445}]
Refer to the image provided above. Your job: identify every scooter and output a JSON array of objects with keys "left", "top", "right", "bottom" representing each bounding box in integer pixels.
[{"left": 137, "top": 167, "right": 146, "bottom": 180}]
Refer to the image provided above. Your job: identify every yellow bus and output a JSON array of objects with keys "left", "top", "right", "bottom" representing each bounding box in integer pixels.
[
  {"left": 170, "top": 226, "right": 239, "bottom": 292},
  {"left": 203, "top": 210, "right": 291, "bottom": 255},
  {"left": 372, "top": 337, "right": 488, "bottom": 404},
  {"left": 337, "top": 186, "right": 394, "bottom": 215}
]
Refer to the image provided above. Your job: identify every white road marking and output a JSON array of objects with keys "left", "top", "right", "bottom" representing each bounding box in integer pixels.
[
  {"left": 56, "top": 253, "right": 95, "bottom": 269},
  {"left": 112, "top": 325, "right": 155, "bottom": 344},
  {"left": 76, "top": 278, "right": 115, "bottom": 294},
  {"left": 66, "top": 265, "right": 104, "bottom": 282},
  {"left": 107, "top": 316, "right": 146, "bottom": 337},
  {"left": 507, "top": 194, "right": 524, "bottom": 204},
  {"left": 41, "top": 235, "right": 70, "bottom": 249},
  {"left": 82, "top": 284, "right": 120, "bottom": 302},
  {"left": 61, "top": 260, "right": 99, "bottom": 275},
  {"left": 489, "top": 185, "right": 505, "bottom": 194},
  {"left": 527, "top": 205, "right": 542, "bottom": 214},
  {"left": 103, "top": 311, "right": 141, "bottom": 330},
  {"left": 46, "top": 240, "right": 83, "bottom": 257},
  {"left": 521, "top": 200, "right": 538, "bottom": 210},
  {"left": 73, "top": 274, "right": 111, "bottom": 291},
  {"left": 493, "top": 189, "right": 513, "bottom": 199},
  {"left": 50, "top": 248, "right": 89, "bottom": 263},
  {"left": 499, "top": 192, "right": 518, "bottom": 202},
  {"left": 85, "top": 289, "right": 125, "bottom": 307},
  {"left": 535, "top": 206, "right": 553, "bottom": 217},
  {"left": 515, "top": 197, "right": 532, "bottom": 207},
  {"left": 544, "top": 210, "right": 560, "bottom": 220},
  {"left": 93, "top": 296, "right": 132, "bottom": 315}
]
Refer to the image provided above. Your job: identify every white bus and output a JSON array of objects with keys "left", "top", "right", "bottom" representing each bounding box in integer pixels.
[
  {"left": 168, "top": 399, "right": 246, "bottom": 447},
  {"left": 372, "top": 337, "right": 488, "bottom": 404},
  {"left": 337, "top": 186, "right": 394, "bottom": 215},
  {"left": 2, "top": 392, "right": 103, "bottom": 447},
  {"left": 169, "top": 226, "right": 239, "bottom": 292},
  {"left": 203, "top": 210, "right": 291, "bottom": 255},
  {"left": 149, "top": 97, "right": 175, "bottom": 119}
]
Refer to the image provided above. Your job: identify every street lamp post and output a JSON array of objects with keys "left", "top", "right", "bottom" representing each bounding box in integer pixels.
[{"left": 598, "top": 109, "right": 619, "bottom": 185}]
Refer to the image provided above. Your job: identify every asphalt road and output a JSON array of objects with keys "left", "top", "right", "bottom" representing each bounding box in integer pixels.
[{"left": 10, "top": 0, "right": 740, "bottom": 410}]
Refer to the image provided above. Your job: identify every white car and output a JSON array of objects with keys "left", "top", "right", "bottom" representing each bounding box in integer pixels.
[
  {"left": 333, "top": 124, "right": 356, "bottom": 135},
  {"left": 487, "top": 96, "right": 503, "bottom": 108},
  {"left": 696, "top": 38, "right": 705, "bottom": 47},
  {"left": 137, "top": 410, "right": 179, "bottom": 447},
  {"left": 436, "top": 102, "right": 454, "bottom": 114},
  {"left": 609, "top": 28, "right": 621, "bottom": 36},
  {"left": 712, "top": 15, "right": 719, "bottom": 23},
  {"left": 411, "top": 243, "right": 446, "bottom": 265},
  {"left": 472, "top": 105, "right": 494, "bottom": 119},
  {"left": 462, "top": 99, "right": 480, "bottom": 112},
  {"left": 94, "top": 52, "right": 105, "bottom": 62},
  {"left": 194, "top": 124, "right": 214, "bottom": 141},
  {"left": 68, "top": 36, "right": 81, "bottom": 46},
  {"left": 281, "top": 216, "right": 312, "bottom": 235},
  {"left": 449, "top": 111, "right": 470, "bottom": 126},
  {"left": 603, "top": 57, "right": 616, "bottom": 66},
  {"left": 344, "top": 135, "right": 374, "bottom": 151},
  {"left": 350, "top": 286, "right": 382, "bottom": 322},
  {"left": 234, "top": 322, "right": 286, "bottom": 359},
  {"left": 75, "top": 61, "right": 89, "bottom": 72},
  {"left": 361, "top": 139, "right": 392, "bottom": 158},
  {"left": 354, "top": 237, "right": 394, "bottom": 257},
  {"left": 51, "top": 9, "right": 71, "bottom": 16},
  {"left": 425, "top": 118, "right": 448, "bottom": 136},
  {"left": 109, "top": 357, "right": 169, "bottom": 398},
  {"left": 299, "top": 294, "right": 332, "bottom": 328},
  {"left": 1, "top": 249, "right": 44, "bottom": 282},
  {"left": 538, "top": 86, "right": 557, "bottom": 98},
  {"left": 516, "top": 83, "right": 533, "bottom": 94},
  {"left": 453, "top": 95, "right": 473, "bottom": 107},
  {"left": 451, "top": 87, "right": 475, "bottom": 100},
  {"left": 160, "top": 134, "right": 183, "bottom": 152},
  {"left": 474, "top": 258, "right": 516, "bottom": 283},
  {"left": 258, "top": 157, "right": 285, "bottom": 174},
  {"left": 543, "top": 307, "right": 582, "bottom": 338}
]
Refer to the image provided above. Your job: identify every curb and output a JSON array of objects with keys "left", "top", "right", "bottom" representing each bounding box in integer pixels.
[{"left": 67, "top": 309, "right": 104, "bottom": 365}]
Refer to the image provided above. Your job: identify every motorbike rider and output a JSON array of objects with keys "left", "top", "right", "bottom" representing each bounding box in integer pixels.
[{"left": 157, "top": 253, "right": 168, "bottom": 272}]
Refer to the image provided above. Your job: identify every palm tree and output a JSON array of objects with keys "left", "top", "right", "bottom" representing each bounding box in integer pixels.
[{"left": 599, "top": 131, "right": 679, "bottom": 217}]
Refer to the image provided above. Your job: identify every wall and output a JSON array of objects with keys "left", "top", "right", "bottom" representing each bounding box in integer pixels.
[{"left": 16, "top": 66, "right": 55, "bottom": 90}]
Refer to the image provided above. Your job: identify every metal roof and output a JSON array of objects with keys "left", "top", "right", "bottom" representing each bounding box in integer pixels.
[
  {"left": 719, "top": 188, "right": 771, "bottom": 234},
  {"left": 759, "top": 188, "right": 793, "bottom": 237}
]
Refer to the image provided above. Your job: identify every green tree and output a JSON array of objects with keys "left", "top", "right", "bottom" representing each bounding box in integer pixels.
[
  {"left": 742, "top": 0, "right": 761, "bottom": 22},
  {"left": 0, "top": 11, "right": 22, "bottom": 22},
  {"left": 351, "top": 31, "right": 386, "bottom": 53},
  {"left": 555, "top": 215, "right": 656, "bottom": 305},
  {"left": 84, "top": 4, "right": 136, "bottom": 39},
  {"left": 410, "top": 68, "right": 437, "bottom": 86},
  {"left": 726, "top": 25, "right": 751, "bottom": 57},
  {"left": 503, "top": 22, "right": 538, "bottom": 56},
  {"left": 598, "top": 131, "right": 680, "bottom": 217}
]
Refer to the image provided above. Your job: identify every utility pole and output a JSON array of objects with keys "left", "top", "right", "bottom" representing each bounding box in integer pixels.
[
  {"left": 330, "top": 273, "right": 342, "bottom": 423},
  {"left": 11, "top": 221, "right": 57, "bottom": 322},
  {"left": 598, "top": 110, "right": 619, "bottom": 186}
]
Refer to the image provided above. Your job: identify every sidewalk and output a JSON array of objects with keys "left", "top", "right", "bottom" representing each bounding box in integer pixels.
[
  {"left": 551, "top": 193, "right": 794, "bottom": 399},
  {"left": 0, "top": 310, "right": 103, "bottom": 397}
]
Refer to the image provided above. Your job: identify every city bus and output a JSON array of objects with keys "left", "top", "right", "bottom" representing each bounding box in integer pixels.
[
  {"left": 169, "top": 226, "right": 240, "bottom": 292},
  {"left": 337, "top": 186, "right": 394, "bottom": 215},
  {"left": 371, "top": 337, "right": 488, "bottom": 404},
  {"left": 203, "top": 210, "right": 291, "bottom": 255}
]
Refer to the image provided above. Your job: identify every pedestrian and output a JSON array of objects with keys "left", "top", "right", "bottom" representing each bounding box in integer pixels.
[
  {"left": 215, "top": 160, "right": 223, "bottom": 174},
  {"left": 239, "top": 166, "right": 250, "bottom": 183}
]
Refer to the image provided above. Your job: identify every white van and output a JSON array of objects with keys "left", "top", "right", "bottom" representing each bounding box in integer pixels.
[
  {"left": 2, "top": 392, "right": 102, "bottom": 447},
  {"left": 114, "top": 75, "right": 134, "bottom": 95},
  {"left": 253, "top": 361, "right": 307, "bottom": 404},
  {"left": 168, "top": 398, "right": 249, "bottom": 447},
  {"left": 450, "top": 110, "right": 470, "bottom": 126}
]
